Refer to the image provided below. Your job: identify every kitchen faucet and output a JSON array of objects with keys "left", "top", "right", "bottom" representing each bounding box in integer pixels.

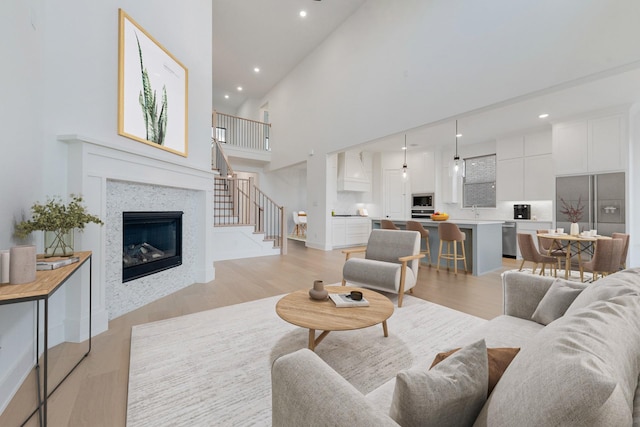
[{"left": 472, "top": 205, "right": 479, "bottom": 219}]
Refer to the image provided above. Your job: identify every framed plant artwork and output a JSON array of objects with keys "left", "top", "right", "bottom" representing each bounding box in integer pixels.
[{"left": 118, "top": 9, "right": 188, "bottom": 157}]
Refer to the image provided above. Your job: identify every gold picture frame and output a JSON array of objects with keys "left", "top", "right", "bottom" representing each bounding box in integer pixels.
[{"left": 118, "top": 9, "right": 188, "bottom": 157}]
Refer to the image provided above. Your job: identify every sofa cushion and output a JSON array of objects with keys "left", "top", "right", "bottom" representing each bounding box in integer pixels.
[
  {"left": 531, "top": 279, "right": 588, "bottom": 325},
  {"left": 390, "top": 339, "right": 488, "bottom": 427},
  {"left": 455, "top": 315, "right": 543, "bottom": 348},
  {"left": 474, "top": 294, "right": 640, "bottom": 427},
  {"left": 566, "top": 268, "right": 640, "bottom": 314},
  {"left": 430, "top": 347, "right": 520, "bottom": 395},
  {"left": 343, "top": 258, "right": 416, "bottom": 293}
]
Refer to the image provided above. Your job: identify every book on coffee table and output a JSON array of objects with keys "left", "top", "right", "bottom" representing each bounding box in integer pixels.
[{"left": 329, "top": 293, "right": 370, "bottom": 308}]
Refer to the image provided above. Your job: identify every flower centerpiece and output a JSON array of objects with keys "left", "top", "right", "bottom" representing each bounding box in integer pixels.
[
  {"left": 559, "top": 196, "right": 584, "bottom": 235},
  {"left": 15, "top": 195, "right": 103, "bottom": 257}
]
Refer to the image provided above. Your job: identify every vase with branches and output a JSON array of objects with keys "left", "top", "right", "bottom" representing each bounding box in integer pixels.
[
  {"left": 559, "top": 196, "right": 584, "bottom": 235},
  {"left": 15, "top": 195, "right": 103, "bottom": 257}
]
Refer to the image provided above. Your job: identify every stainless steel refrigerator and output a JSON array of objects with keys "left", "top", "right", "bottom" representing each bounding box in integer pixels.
[{"left": 555, "top": 172, "right": 625, "bottom": 236}]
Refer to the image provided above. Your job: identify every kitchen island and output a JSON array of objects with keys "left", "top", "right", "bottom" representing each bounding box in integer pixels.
[{"left": 371, "top": 218, "right": 504, "bottom": 276}]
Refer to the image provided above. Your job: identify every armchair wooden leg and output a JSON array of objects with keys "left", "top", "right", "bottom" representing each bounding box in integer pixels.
[
  {"left": 519, "top": 259, "right": 526, "bottom": 271},
  {"left": 398, "top": 262, "right": 407, "bottom": 307},
  {"left": 341, "top": 279, "right": 346, "bottom": 286}
]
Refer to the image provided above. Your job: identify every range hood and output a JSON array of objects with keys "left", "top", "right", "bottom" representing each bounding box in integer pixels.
[{"left": 337, "top": 151, "right": 370, "bottom": 192}]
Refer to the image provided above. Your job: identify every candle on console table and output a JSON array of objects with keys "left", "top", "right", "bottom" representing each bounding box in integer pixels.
[
  {"left": 9, "top": 245, "right": 36, "bottom": 285},
  {"left": 0, "top": 250, "right": 9, "bottom": 284}
]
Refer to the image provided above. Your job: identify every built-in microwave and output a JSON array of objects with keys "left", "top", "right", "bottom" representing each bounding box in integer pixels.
[
  {"left": 411, "top": 193, "right": 435, "bottom": 218},
  {"left": 412, "top": 193, "right": 434, "bottom": 209}
]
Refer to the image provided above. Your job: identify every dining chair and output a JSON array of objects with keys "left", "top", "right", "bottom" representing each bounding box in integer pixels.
[
  {"left": 536, "top": 229, "right": 566, "bottom": 271},
  {"left": 517, "top": 233, "right": 557, "bottom": 277},
  {"left": 406, "top": 220, "right": 431, "bottom": 267},
  {"left": 611, "top": 232, "right": 630, "bottom": 270},
  {"left": 579, "top": 238, "right": 624, "bottom": 282},
  {"left": 297, "top": 211, "right": 307, "bottom": 236},
  {"left": 380, "top": 219, "right": 400, "bottom": 230},
  {"left": 437, "top": 222, "right": 467, "bottom": 275}
]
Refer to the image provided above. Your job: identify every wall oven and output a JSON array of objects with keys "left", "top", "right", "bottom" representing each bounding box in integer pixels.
[{"left": 411, "top": 193, "right": 435, "bottom": 218}]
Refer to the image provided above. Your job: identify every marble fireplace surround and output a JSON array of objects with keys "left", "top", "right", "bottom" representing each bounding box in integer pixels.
[{"left": 60, "top": 135, "right": 215, "bottom": 337}]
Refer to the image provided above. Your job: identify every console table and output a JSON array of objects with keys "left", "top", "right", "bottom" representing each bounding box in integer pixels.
[{"left": 0, "top": 251, "right": 92, "bottom": 427}]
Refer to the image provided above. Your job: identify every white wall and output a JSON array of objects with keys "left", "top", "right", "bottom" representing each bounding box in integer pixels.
[
  {"left": 245, "top": 0, "right": 640, "bottom": 248},
  {"left": 0, "top": 0, "right": 212, "bottom": 412}
]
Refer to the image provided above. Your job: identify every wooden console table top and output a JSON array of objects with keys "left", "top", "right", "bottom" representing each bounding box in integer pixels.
[{"left": 0, "top": 251, "right": 91, "bottom": 304}]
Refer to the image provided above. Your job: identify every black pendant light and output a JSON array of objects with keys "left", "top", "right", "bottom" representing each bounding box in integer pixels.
[{"left": 453, "top": 120, "right": 460, "bottom": 173}]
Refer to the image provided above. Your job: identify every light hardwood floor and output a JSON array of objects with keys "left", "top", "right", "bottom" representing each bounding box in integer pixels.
[{"left": 1, "top": 241, "right": 518, "bottom": 426}]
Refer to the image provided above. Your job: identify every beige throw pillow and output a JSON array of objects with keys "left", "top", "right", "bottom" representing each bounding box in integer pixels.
[
  {"left": 390, "top": 339, "right": 488, "bottom": 427},
  {"left": 430, "top": 347, "right": 520, "bottom": 394},
  {"left": 531, "top": 279, "right": 587, "bottom": 325}
]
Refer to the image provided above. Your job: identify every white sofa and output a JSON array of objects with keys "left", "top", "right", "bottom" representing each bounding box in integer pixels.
[{"left": 272, "top": 268, "right": 640, "bottom": 426}]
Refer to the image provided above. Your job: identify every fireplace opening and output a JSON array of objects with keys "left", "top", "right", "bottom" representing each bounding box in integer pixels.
[{"left": 122, "top": 211, "right": 183, "bottom": 282}]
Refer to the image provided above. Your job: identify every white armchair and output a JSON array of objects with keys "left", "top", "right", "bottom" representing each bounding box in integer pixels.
[{"left": 341, "top": 229, "right": 423, "bottom": 307}]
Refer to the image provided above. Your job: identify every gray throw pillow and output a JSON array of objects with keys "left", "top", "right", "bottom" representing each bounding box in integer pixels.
[
  {"left": 390, "top": 339, "right": 488, "bottom": 427},
  {"left": 531, "top": 279, "right": 588, "bottom": 325}
]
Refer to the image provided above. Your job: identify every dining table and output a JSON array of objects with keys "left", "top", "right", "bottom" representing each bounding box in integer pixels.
[{"left": 538, "top": 233, "right": 612, "bottom": 279}]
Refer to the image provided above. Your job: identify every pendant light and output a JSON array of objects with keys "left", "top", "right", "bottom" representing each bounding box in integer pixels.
[
  {"left": 453, "top": 120, "right": 460, "bottom": 173},
  {"left": 402, "top": 134, "right": 408, "bottom": 179}
]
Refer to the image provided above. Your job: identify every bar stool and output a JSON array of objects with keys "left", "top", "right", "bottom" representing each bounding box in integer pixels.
[
  {"left": 406, "top": 220, "right": 431, "bottom": 267},
  {"left": 437, "top": 222, "right": 467, "bottom": 275},
  {"left": 381, "top": 219, "right": 399, "bottom": 230}
]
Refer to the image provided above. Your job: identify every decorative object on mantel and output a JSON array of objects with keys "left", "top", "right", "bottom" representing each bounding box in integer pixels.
[
  {"left": 15, "top": 194, "right": 103, "bottom": 257},
  {"left": 0, "top": 249, "right": 10, "bottom": 283},
  {"left": 309, "top": 280, "right": 328, "bottom": 301},
  {"left": 118, "top": 9, "right": 189, "bottom": 157},
  {"left": 559, "top": 196, "right": 584, "bottom": 236},
  {"left": 9, "top": 245, "right": 36, "bottom": 285},
  {"left": 36, "top": 255, "right": 80, "bottom": 271}
]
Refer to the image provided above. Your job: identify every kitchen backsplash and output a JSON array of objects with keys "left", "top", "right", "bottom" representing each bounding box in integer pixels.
[{"left": 440, "top": 200, "right": 553, "bottom": 221}]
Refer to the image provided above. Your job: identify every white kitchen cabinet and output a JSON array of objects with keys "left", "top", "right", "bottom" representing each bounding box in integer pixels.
[
  {"left": 497, "top": 158, "right": 524, "bottom": 201},
  {"left": 515, "top": 221, "right": 553, "bottom": 259},
  {"left": 332, "top": 217, "right": 371, "bottom": 248},
  {"left": 497, "top": 130, "right": 552, "bottom": 201},
  {"left": 589, "top": 114, "right": 625, "bottom": 173},
  {"left": 523, "top": 154, "right": 553, "bottom": 200},
  {"left": 524, "top": 131, "right": 552, "bottom": 157},
  {"left": 332, "top": 218, "right": 347, "bottom": 247},
  {"left": 410, "top": 152, "right": 436, "bottom": 193},
  {"left": 496, "top": 136, "right": 524, "bottom": 160},
  {"left": 553, "top": 112, "right": 626, "bottom": 175}
]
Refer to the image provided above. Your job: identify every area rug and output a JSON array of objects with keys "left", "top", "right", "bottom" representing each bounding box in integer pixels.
[
  {"left": 126, "top": 292, "right": 486, "bottom": 426},
  {"left": 510, "top": 267, "right": 593, "bottom": 282}
]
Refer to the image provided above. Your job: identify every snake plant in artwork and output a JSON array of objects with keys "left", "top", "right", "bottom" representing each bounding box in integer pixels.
[{"left": 136, "top": 33, "right": 167, "bottom": 145}]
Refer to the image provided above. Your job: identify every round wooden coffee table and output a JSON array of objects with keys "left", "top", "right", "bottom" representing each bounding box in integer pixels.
[{"left": 276, "top": 286, "right": 394, "bottom": 351}]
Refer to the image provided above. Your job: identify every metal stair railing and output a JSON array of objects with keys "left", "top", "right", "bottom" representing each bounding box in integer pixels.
[{"left": 214, "top": 176, "right": 287, "bottom": 255}]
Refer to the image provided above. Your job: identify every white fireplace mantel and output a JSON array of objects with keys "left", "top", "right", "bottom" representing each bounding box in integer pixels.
[{"left": 59, "top": 134, "right": 216, "bottom": 336}]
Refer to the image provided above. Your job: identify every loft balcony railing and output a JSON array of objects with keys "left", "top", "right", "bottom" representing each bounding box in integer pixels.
[
  {"left": 212, "top": 111, "right": 271, "bottom": 152},
  {"left": 214, "top": 176, "right": 287, "bottom": 255}
]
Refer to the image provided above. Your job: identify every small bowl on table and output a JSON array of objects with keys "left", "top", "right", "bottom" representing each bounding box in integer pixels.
[{"left": 431, "top": 213, "right": 449, "bottom": 221}]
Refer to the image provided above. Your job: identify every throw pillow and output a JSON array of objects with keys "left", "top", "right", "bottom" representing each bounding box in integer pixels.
[
  {"left": 430, "top": 347, "right": 520, "bottom": 394},
  {"left": 530, "top": 279, "right": 588, "bottom": 325},
  {"left": 474, "top": 294, "right": 640, "bottom": 427},
  {"left": 390, "top": 339, "right": 488, "bottom": 427}
]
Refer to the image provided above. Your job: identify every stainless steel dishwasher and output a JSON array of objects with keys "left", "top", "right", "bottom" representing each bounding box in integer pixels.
[{"left": 502, "top": 221, "right": 517, "bottom": 258}]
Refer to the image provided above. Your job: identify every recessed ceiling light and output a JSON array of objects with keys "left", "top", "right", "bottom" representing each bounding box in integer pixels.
[
  {"left": 254, "top": 67, "right": 260, "bottom": 73},
  {"left": 456, "top": 133, "right": 462, "bottom": 138},
  {"left": 402, "top": 146, "right": 407, "bottom": 150},
  {"left": 539, "top": 113, "right": 549, "bottom": 119},
  {"left": 224, "top": 94, "right": 229, "bottom": 99},
  {"left": 299, "top": 10, "right": 307, "bottom": 17},
  {"left": 237, "top": 86, "right": 243, "bottom": 91}
]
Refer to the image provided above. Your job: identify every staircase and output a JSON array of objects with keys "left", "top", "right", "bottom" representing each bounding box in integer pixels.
[{"left": 212, "top": 134, "right": 286, "bottom": 261}]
